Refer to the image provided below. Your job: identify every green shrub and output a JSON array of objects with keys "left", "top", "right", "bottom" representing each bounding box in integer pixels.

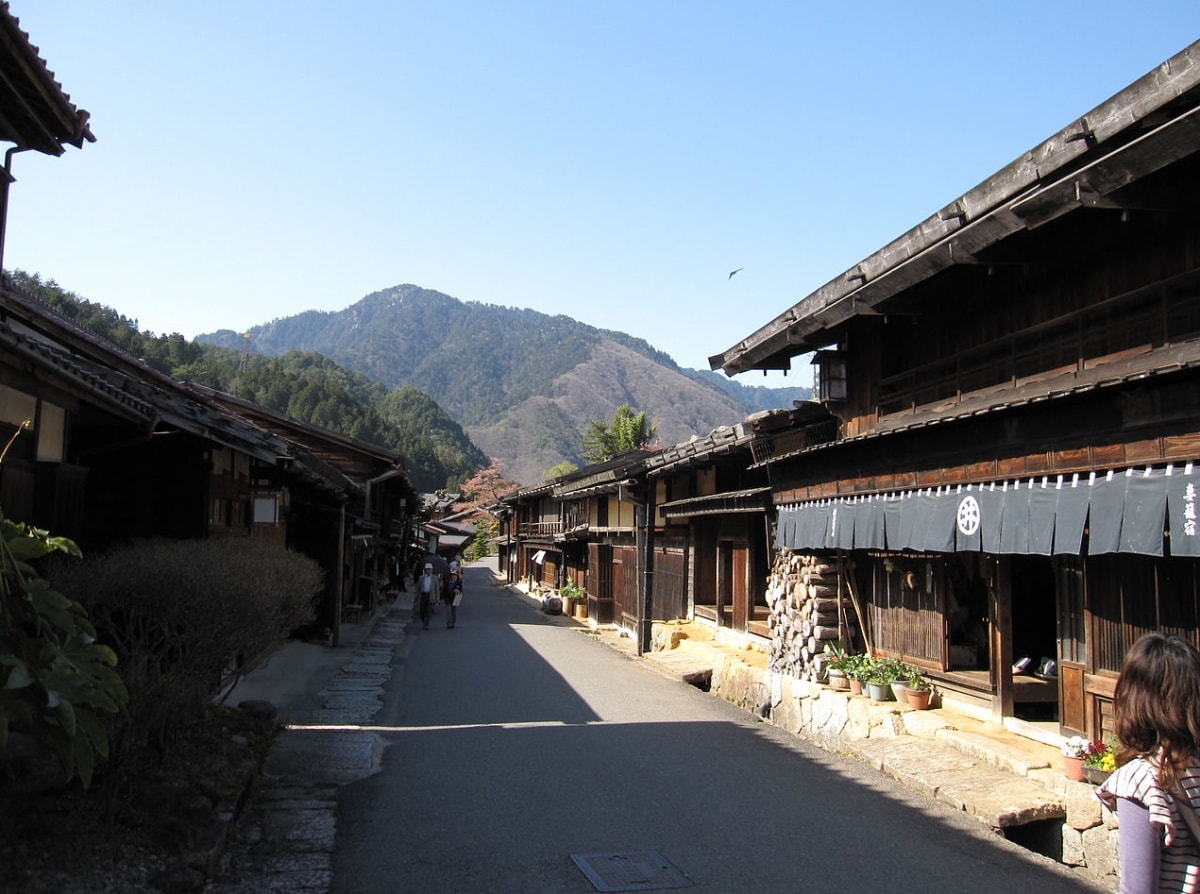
[
  {"left": 49, "top": 537, "right": 321, "bottom": 767},
  {"left": 0, "top": 515, "right": 127, "bottom": 788}
]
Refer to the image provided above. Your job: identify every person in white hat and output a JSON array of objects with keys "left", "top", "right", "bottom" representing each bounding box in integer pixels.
[{"left": 416, "top": 562, "right": 441, "bottom": 629}]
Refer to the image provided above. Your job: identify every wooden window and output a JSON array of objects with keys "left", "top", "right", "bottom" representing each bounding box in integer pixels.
[{"left": 1056, "top": 557, "right": 1086, "bottom": 664}]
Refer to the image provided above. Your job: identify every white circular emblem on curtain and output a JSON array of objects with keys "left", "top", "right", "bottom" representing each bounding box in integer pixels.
[{"left": 957, "top": 495, "right": 981, "bottom": 536}]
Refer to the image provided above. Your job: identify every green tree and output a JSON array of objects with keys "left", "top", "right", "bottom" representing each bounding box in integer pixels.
[
  {"left": 581, "top": 404, "right": 657, "bottom": 462},
  {"left": 543, "top": 461, "right": 579, "bottom": 480}
]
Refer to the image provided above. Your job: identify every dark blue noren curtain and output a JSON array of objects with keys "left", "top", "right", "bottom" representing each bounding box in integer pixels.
[
  {"left": 954, "top": 488, "right": 983, "bottom": 552},
  {"left": 814, "top": 502, "right": 834, "bottom": 549},
  {"left": 855, "top": 496, "right": 886, "bottom": 550},
  {"left": 977, "top": 486, "right": 1005, "bottom": 554},
  {"left": 775, "top": 508, "right": 795, "bottom": 549},
  {"left": 1120, "top": 470, "right": 1167, "bottom": 557},
  {"left": 1053, "top": 478, "right": 1089, "bottom": 555},
  {"left": 999, "top": 484, "right": 1031, "bottom": 554},
  {"left": 835, "top": 500, "right": 856, "bottom": 550},
  {"left": 883, "top": 497, "right": 906, "bottom": 550},
  {"left": 920, "top": 490, "right": 956, "bottom": 552},
  {"left": 1088, "top": 473, "right": 1126, "bottom": 555},
  {"left": 1167, "top": 466, "right": 1200, "bottom": 557},
  {"left": 895, "top": 493, "right": 921, "bottom": 551},
  {"left": 1028, "top": 482, "right": 1056, "bottom": 556}
]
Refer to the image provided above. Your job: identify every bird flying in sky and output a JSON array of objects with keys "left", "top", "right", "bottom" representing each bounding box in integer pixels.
[{"left": 728, "top": 267, "right": 743, "bottom": 279}]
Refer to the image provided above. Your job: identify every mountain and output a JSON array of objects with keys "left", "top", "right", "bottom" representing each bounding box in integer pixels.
[
  {"left": 7, "top": 272, "right": 487, "bottom": 493},
  {"left": 200, "top": 284, "right": 809, "bottom": 485}
]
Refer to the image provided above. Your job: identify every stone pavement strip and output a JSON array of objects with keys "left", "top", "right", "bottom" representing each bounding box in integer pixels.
[{"left": 204, "top": 608, "right": 409, "bottom": 894}]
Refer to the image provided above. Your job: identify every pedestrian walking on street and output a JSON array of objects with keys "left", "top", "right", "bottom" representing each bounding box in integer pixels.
[
  {"left": 416, "top": 563, "right": 441, "bottom": 630},
  {"left": 1098, "top": 633, "right": 1200, "bottom": 893},
  {"left": 442, "top": 570, "right": 462, "bottom": 628}
]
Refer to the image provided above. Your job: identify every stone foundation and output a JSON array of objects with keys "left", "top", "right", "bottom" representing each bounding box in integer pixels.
[{"left": 706, "top": 650, "right": 1118, "bottom": 889}]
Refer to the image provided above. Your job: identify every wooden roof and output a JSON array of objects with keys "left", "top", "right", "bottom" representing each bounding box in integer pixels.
[
  {"left": 711, "top": 39, "right": 1200, "bottom": 376},
  {"left": 0, "top": 3, "right": 94, "bottom": 155}
]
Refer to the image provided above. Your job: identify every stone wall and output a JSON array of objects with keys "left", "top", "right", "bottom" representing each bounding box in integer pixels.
[{"left": 705, "top": 641, "right": 1119, "bottom": 890}]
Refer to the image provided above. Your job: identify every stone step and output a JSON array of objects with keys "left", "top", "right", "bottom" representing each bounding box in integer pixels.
[{"left": 849, "top": 736, "right": 1066, "bottom": 829}]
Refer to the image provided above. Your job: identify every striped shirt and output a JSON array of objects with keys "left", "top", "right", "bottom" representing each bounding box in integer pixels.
[{"left": 1098, "top": 756, "right": 1200, "bottom": 893}]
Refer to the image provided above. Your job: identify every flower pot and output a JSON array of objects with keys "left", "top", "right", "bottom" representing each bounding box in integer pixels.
[
  {"left": 827, "top": 669, "right": 849, "bottom": 691},
  {"left": 1083, "top": 766, "right": 1112, "bottom": 785},
  {"left": 1063, "top": 755, "right": 1086, "bottom": 782},
  {"left": 906, "top": 687, "right": 932, "bottom": 710},
  {"left": 849, "top": 678, "right": 864, "bottom": 696},
  {"left": 890, "top": 682, "right": 909, "bottom": 703},
  {"left": 865, "top": 681, "right": 892, "bottom": 701}
]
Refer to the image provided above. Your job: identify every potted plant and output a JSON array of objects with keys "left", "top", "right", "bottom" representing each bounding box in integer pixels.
[
  {"left": 1082, "top": 740, "right": 1116, "bottom": 784},
  {"left": 559, "top": 581, "right": 588, "bottom": 619},
  {"left": 1061, "top": 735, "right": 1090, "bottom": 781},
  {"left": 844, "top": 652, "right": 869, "bottom": 695},
  {"left": 862, "top": 655, "right": 897, "bottom": 701},
  {"left": 890, "top": 661, "right": 914, "bottom": 703},
  {"left": 905, "top": 666, "right": 933, "bottom": 710},
  {"left": 823, "top": 642, "right": 852, "bottom": 690}
]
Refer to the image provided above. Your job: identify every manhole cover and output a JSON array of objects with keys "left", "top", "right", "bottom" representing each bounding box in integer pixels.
[{"left": 570, "top": 851, "right": 693, "bottom": 892}]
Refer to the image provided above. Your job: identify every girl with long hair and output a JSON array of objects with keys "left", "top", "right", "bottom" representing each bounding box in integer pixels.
[{"left": 1098, "top": 633, "right": 1200, "bottom": 893}]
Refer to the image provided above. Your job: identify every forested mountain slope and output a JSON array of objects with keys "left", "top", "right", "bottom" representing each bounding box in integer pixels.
[{"left": 201, "top": 284, "right": 807, "bottom": 484}]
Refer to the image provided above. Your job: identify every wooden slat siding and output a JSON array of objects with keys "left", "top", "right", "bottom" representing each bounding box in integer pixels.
[
  {"left": 875, "top": 249, "right": 1200, "bottom": 422},
  {"left": 654, "top": 547, "right": 687, "bottom": 621},
  {"left": 613, "top": 545, "right": 638, "bottom": 624},
  {"left": 870, "top": 557, "right": 945, "bottom": 666},
  {"left": 1091, "top": 555, "right": 1200, "bottom": 676},
  {"left": 587, "top": 543, "right": 615, "bottom": 624},
  {"left": 691, "top": 519, "right": 717, "bottom": 609},
  {"left": 732, "top": 544, "right": 749, "bottom": 630}
]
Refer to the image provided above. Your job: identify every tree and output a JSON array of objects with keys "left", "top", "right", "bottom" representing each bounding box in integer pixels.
[
  {"left": 581, "top": 404, "right": 658, "bottom": 462},
  {"left": 543, "top": 461, "right": 579, "bottom": 480},
  {"left": 458, "top": 458, "right": 520, "bottom": 506}
]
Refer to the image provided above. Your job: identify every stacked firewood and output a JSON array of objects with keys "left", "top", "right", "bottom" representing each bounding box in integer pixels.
[{"left": 766, "top": 550, "right": 860, "bottom": 681}]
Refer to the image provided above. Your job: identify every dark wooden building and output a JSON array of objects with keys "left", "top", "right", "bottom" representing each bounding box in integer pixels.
[{"left": 711, "top": 40, "right": 1200, "bottom": 744}]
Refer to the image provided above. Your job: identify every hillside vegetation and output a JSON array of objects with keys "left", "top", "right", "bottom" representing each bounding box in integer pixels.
[
  {"left": 200, "top": 284, "right": 810, "bottom": 483},
  {"left": 11, "top": 273, "right": 486, "bottom": 492}
]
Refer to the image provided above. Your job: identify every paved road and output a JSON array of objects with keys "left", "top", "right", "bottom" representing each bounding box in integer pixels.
[{"left": 330, "top": 562, "right": 1104, "bottom": 894}]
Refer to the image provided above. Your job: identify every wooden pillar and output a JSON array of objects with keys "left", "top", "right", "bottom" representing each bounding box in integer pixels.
[{"left": 991, "top": 557, "right": 1014, "bottom": 723}]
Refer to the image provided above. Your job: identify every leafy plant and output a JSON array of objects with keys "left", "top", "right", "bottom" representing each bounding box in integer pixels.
[
  {"left": 0, "top": 513, "right": 128, "bottom": 788},
  {"left": 559, "top": 581, "right": 586, "bottom": 601},
  {"left": 906, "top": 665, "right": 930, "bottom": 690},
  {"left": 582, "top": 404, "right": 659, "bottom": 462},
  {"left": 823, "top": 642, "right": 852, "bottom": 674},
  {"left": 861, "top": 655, "right": 908, "bottom": 685}
]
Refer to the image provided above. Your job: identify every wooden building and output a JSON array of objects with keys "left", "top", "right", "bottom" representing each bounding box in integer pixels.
[
  {"left": 0, "top": 5, "right": 417, "bottom": 643},
  {"left": 0, "top": 279, "right": 416, "bottom": 639},
  {"left": 502, "top": 420, "right": 772, "bottom": 649},
  {"left": 195, "top": 386, "right": 417, "bottom": 623},
  {"left": 710, "top": 40, "right": 1200, "bottom": 743}
]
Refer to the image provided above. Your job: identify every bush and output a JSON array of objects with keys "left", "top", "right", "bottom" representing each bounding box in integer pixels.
[
  {"left": 0, "top": 515, "right": 127, "bottom": 788},
  {"left": 49, "top": 537, "right": 322, "bottom": 769}
]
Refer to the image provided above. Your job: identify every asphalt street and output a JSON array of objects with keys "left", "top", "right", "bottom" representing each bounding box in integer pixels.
[{"left": 329, "top": 561, "right": 1104, "bottom": 894}]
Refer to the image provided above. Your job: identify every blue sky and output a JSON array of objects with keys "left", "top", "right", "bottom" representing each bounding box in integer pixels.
[{"left": 5, "top": 3, "right": 1197, "bottom": 385}]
